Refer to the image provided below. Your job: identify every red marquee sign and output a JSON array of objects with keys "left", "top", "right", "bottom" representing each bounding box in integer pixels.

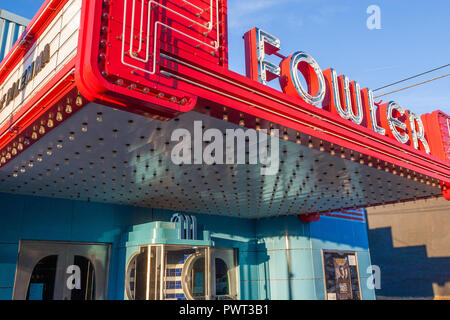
[
  {"left": 77, "top": 0, "right": 229, "bottom": 119},
  {"left": 0, "top": 0, "right": 449, "bottom": 201},
  {"left": 243, "top": 27, "right": 448, "bottom": 161}
]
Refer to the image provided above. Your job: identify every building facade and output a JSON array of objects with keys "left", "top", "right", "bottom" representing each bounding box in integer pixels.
[
  {"left": 0, "top": 0, "right": 448, "bottom": 300},
  {"left": 0, "top": 192, "right": 374, "bottom": 300},
  {"left": 0, "top": 9, "right": 29, "bottom": 61},
  {"left": 367, "top": 198, "right": 450, "bottom": 300}
]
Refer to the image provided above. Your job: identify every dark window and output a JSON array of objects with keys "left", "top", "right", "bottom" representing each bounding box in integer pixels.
[
  {"left": 215, "top": 258, "right": 229, "bottom": 296},
  {"left": 190, "top": 257, "right": 206, "bottom": 299},
  {"left": 26, "top": 255, "right": 57, "bottom": 300},
  {"left": 70, "top": 256, "right": 96, "bottom": 300}
]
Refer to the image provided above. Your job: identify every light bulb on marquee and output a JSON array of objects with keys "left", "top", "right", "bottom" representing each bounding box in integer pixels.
[
  {"left": 56, "top": 112, "right": 63, "bottom": 122},
  {"left": 96, "top": 112, "right": 103, "bottom": 122}
]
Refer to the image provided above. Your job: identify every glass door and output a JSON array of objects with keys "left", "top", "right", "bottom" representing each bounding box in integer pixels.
[
  {"left": 125, "top": 245, "right": 238, "bottom": 300},
  {"left": 211, "top": 248, "right": 238, "bottom": 300},
  {"left": 13, "top": 240, "right": 110, "bottom": 300},
  {"left": 125, "top": 245, "right": 239, "bottom": 300}
]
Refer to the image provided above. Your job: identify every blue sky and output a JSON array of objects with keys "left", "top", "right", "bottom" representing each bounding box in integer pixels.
[{"left": 2, "top": 0, "right": 449, "bottom": 115}]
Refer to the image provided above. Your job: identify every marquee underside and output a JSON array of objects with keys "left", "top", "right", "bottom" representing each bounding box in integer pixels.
[{"left": 0, "top": 103, "right": 442, "bottom": 218}]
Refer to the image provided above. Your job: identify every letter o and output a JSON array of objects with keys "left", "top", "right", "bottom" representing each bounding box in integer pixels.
[{"left": 279, "top": 51, "right": 326, "bottom": 106}]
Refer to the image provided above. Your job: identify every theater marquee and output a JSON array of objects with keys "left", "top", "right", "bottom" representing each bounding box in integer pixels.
[{"left": 0, "top": 0, "right": 449, "bottom": 215}]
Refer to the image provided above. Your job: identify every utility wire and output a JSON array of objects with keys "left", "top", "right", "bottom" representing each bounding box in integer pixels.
[
  {"left": 373, "top": 64, "right": 450, "bottom": 92},
  {"left": 374, "top": 72, "right": 450, "bottom": 99}
]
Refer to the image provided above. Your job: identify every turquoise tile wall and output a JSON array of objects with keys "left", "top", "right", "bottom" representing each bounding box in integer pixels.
[
  {"left": 253, "top": 216, "right": 317, "bottom": 300},
  {"left": 0, "top": 244, "right": 18, "bottom": 288},
  {"left": 0, "top": 288, "right": 13, "bottom": 300},
  {"left": 0, "top": 192, "right": 374, "bottom": 300},
  {"left": 251, "top": 214, "right": 375, "bottom": 300}
]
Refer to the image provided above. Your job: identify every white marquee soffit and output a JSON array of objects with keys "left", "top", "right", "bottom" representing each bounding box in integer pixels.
[{"left": 0, "top": 103, "right": 442, "bottom": 218}]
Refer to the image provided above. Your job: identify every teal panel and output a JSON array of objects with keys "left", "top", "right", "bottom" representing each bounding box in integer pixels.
[
  {"left": 0, "top": 193, "right": 24, "bottom": 242},
  {"left": 256, "top": 250, "right": 270, "bottom": 280},
  {"left": 288, "top": 229, "right": 311, "bottom": 250},
  {"left": 0, "top": 244, "right": 18, "bottom": 288},
  {"left": 356, "top": 250, "right": 376, "bottom": 300},
  {"left": 239, "top": 251, "right": 259, "bottom": 281},
  {"left": 314, "top": 278, "right": 326, "bottom": 300},
  {"left": 239, "top": 280, "right": 260, "bottom": 300},
  {"left": 257, "top": 279, "right": 270, "bottom": 300},
  {"left": 108, "top": 246, "right": 126, "bottom": 300},
  {"left": 290, "top": 279, "right": 317, "bottom": 300},
  {"left": 288, "top": 249, "right": 315, "bottom": 280},
  {"left": 255, "top": 217, "right": 290, "bottom": 238},
  {"left": 267, "top": 280, "right": 289, "bottom": 300},
  {"left": 356, "top": 251, "right": 372, "bottom": 276},
  {"left": 360, "top": 280, "right": 376, "bottom": 300},
  {"left": 255, "top": 217, "right": 310, "bottom": 252},
  {"left": 70, "top": 201, "right": 120, "bottom": 243},
  {"left": 19, "top": 197, "right": 72, "bottom": 241},
  {"left": 0, "top": 288, "right": 12, "bottom": 300},
  {"left": 311, "top": 249, "right": 325, "bottom": 280},
  {"left": 258, "top": 236, "right": 286, "bottom": 251},
  {"left": 265, "top": 250, "right": 289, "bottom": 280}
]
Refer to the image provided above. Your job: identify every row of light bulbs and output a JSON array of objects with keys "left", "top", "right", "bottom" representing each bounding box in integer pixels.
[
  {"left": 219, "top": 110, "right": 441, "bottom": 189},
  {"left": 3, "top": 105, "right": 443, "bottom": 214},
  {"left": 0, "top": 94, "right": 85, "bottom": 170},
  {"left": 5, "top": 94, "right": 87, "bottom": 176}
]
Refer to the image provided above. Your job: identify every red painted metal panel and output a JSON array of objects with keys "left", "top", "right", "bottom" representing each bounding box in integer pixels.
[
  {"left": 75, "top": 0, "right": 228, "bottom": 120},
  {"left": 0, "top": 60, "right": 77, "bottom": 151},
  {"left": 243, "top": 27, "right": 258, "bottom": 82},
  {"left": 422, "top": 110, "right": 450, "bottom": 162},
  {"left": 0, "top": 0, "right": 449, "bottom": 202},
  {"left": 0, "top": 59, "right": 84, "bottom": 168}
]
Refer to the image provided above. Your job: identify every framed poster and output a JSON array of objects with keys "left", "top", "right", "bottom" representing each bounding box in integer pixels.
[{"left": 322, "top": 250, "right": 361, "bottom": 300}]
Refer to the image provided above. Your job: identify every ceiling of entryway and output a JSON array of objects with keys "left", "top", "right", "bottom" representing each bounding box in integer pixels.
[{"left": 0, "top": 103, "right": 442, "bottom": 218}]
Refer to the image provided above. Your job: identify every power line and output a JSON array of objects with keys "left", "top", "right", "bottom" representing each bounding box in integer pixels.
[
  {"left": 373, "top": 64, "right": 450, "bottom": 92},
  {"left": 374, "top": 72, "right": 450, "bottom": 99}
]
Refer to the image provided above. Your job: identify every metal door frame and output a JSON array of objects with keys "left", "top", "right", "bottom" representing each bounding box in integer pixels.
[
  {"left": 12, "top": 240, "right": 111, "bottom": 300},
  {"left": 211, "top": 248, "right": 239, "bottom": 300}
]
